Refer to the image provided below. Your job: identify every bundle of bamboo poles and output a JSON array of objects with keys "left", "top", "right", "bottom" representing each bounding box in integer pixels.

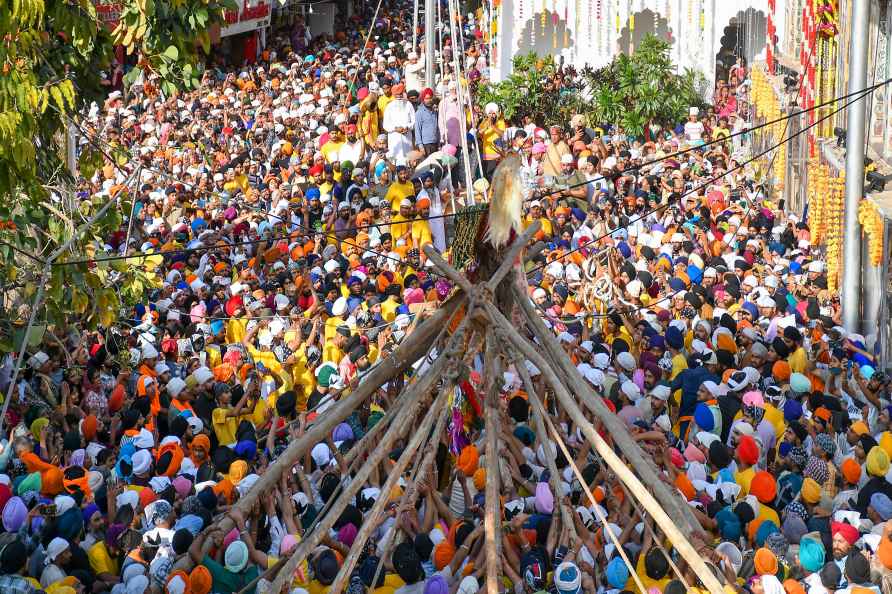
[{"left": 182, "top": 215, "right": 727, "bottom": 594}]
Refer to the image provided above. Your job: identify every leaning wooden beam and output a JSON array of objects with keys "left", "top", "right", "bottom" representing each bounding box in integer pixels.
[
  {"left": 509, "top": 283, "right": 701, "bottom": 534},
  {"left": 519, "top": 361, "right": 649, "bottom": 594},
  {"left": 171, "top": 297, "right": 464, "bottom": 574},
  {"left": 369, "top": 373, "right": 458, "bottom": 591},
  {"left": 268, "top": 390, "right": 431, "bottom": 594},
  {"left": 265, "top": 389, "right": 428, "bottom": 594},
  {"left": 482, "top": 330, "right": 503, "bottom": 594},
  {"left": 422, "top": 245, "right": 474, "bottom": 295},
  {"left": 266, "top": 315, "right": 471, "bottom": 593},
  {"left": 485, "top": 219, "right": 541, "bottom": 292},
  {"left": 327, "top": 387, "right": 450, "bottom": 593},
  {"left": 341, "top": 368, "right": 429, "bottom": 470},
  {"left": 512, "top": 352, "right": 576, "bottom": 538},
  {"left": 483, "top": 302, "right": 725, "bottom": 594}
]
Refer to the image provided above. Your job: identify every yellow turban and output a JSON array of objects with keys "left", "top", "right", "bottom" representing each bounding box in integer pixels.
[
  {"left": 867, "top": 446, "right": 891, "bottom": 478},
  {"left": 801, "top": 477, "right": 822, "bottom": 504},
  {"left": 30, "top": 418, "right": 49, "bottom": 440},
  {"left": 880, "top": 432, "right": 892, "bottom": 459}
]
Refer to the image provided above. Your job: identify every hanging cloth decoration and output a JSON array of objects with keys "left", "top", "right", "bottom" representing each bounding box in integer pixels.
[
  {"left": 564, "top": 0, "right": 569, "bottom": 48},
  {"left": 615, "top": 0, "right": 620, "bottom": 33}
]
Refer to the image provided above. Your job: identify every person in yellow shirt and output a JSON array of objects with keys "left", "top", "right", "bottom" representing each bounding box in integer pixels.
[
  {"left": 223, "top": 166, "right": 249, "bottom": 194},
  {"left": 733, "top": 435, "right": 759, "bottom": 496},
  {"left": 636, "top": 545, "right": 672, "bottom": 591},
  {"left": 284, "top": 319, "right": 321, "bottom": 410},
  {"left": 713, "top": 117, "right": 731, "bottom": 141},
  {"left": 411, "top": 197, "right": 433, "bottom": 249},
  {"left": 225, "top": 295, "right": 248, "bottom": 344},
  {"left": 389, "top": 200, "right": 414, "bottom": 244},
  {"left": 779, "top": 327, "right": 808, "bottom": 373},
  {"left": 385, "top": 166, "right": 415, "bottom": 212},
  {"left": 377, "top": 81, "right": 394, "bottom": 120},
  {"left": 522, "top": 201, "right": 554, "bottom": 239},
  {"left": 321, "top": 130, "right": 345, "bottom": 164},
  {"left": 241, "top": 321, "right": 293, "bottom": 406},
  {"left": 323, "top": 325, "right": 350, "bottom": 365},
  {"left": 325, "top": 297, "right": 348, "bottom": 342},
  {"left": 87, "top": 540, "right": 119, "bottom": 584},
  {"left": 358, "top": 91, "right": 380, "bottom": 147},
  {"left": 478, "top": 102, "right": 507, "bottom": 179},
  {"left": 211, "top": 383, "right": 240, "bottom": 446},
  {"left": 379, "top": 290, "right": 402, "bottom": 322}
]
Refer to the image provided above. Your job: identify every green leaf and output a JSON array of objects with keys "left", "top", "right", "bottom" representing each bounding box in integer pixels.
[
  {"left": 163, "top": 45, "right": 179, "bottom": 61},
  {"left": 123, "top": 66, "right": 143, "bottom": 87}
]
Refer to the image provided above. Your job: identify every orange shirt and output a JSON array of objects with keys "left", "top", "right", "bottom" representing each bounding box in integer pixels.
[
  {"left": 21, "top": 451, "right": 64, "bottom": 496},
  {"left": 137, "top": 364, "right": 161, "bottom": 417}
]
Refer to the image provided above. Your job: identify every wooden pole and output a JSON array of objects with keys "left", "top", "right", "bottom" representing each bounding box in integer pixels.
[
  {"left": 270, "top": 332, "right": 458, "bottom": 592},
  {"left": 422, "top": 245, "right": 474, "bottom": 295},
  {"left": 484, "top": 220, "right": 540, "bottom": 293},
  {"left": 509, "top": 283, "right": 701, "bottom": 533},
  {"left": 512, "top": 355, "right": 577, "bottom": 539},
  {"left": 526, "top": 379, "right": 649, "bottom": 594},
  {"left": 482, "top": 330, "right": 502, "bottom": 594},
  {"left": 483, "top": 303, "right": 725, "bottom": 594},
  {"left": 170, "top": 298, "right": 463, "bottom": 574},
  {"left": 266, "top": 313, "right": 471, "bottom": 593},
  {"left": 266, "top": 391, "right": 432, "bottom": 594},
  {"left": 368, "top": 368, "right": 462, "bottom": 590},
  {"left": 327, "top": 388, "right": 450, "bottom": 593}
]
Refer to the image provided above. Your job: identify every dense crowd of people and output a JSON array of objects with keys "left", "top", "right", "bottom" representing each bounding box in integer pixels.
[{"left": 0, "top": 1, "right": 890, "bottom": 594}]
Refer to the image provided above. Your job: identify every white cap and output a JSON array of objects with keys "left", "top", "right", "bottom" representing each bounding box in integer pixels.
[
  {"left": 332, "top": 296, "right": 348, "bottom": 317},
  {"left": 132, "top": 449, "right": 153, "bottom": 475},
  {"left": 141, "top": 343, "right": 159, "bottom": 360},
  {"left": 651, "top": 385, "right": 671, "bottom": 401},
  {"left": 186, "top": 416, "right": 204, "bottom": 435},
  {"left": 46, "top": 537, "right": 70, "bottom": 562},
  {"left": 167, "top": 377, "right": 187, "bottom": 398},
  {"left": 192, "top": 366, "right": 213, "bottom": 385},
  {"left": 28, "top": 351, "right": 49, "bottom": 369}
]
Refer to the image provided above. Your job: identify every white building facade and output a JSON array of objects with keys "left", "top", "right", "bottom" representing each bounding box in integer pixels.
[{"left": 490, "top": 0, "right": 784, "bottom": 93}]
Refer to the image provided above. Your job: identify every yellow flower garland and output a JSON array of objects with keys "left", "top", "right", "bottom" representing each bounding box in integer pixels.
[{"left": 858, "top": 199, "right": 884, "bottom": 266}]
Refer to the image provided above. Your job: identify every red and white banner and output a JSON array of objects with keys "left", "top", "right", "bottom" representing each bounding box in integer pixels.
[{"left": 221, "top": 0, "right": 271, "bottom": 37}]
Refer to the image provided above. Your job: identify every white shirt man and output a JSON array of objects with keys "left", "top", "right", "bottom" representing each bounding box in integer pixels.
[
  {"left": 404, "top": 52, "right": 425, "bottom": 92},
  {"left": 383, "top": 88, "right": 416, "bottom": 161}
]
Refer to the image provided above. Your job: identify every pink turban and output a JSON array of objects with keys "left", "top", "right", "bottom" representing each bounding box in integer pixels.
[
  {"left": 222, "top": 527, "right": 240, "bottom": 549},
  {"left": 684, "top": 442, "right": 706, "bottom": 463},
  {"left": 743, "top": 391, "right": 765, "bottom": 407},
  {"left": 172, "top": 476, "right": 192, "bottom": 499},
  {"left": 534, "top": 482, "right": 554, "bottom": 514},
  {"left": 280, "top": 534, "right": 298, "bottom": 555},
  {"left": 338, "top": 523, "right": 358, "bottom": 547},
  {"left": 190, "top": 303, "right": 207, "bottom": 324}
]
